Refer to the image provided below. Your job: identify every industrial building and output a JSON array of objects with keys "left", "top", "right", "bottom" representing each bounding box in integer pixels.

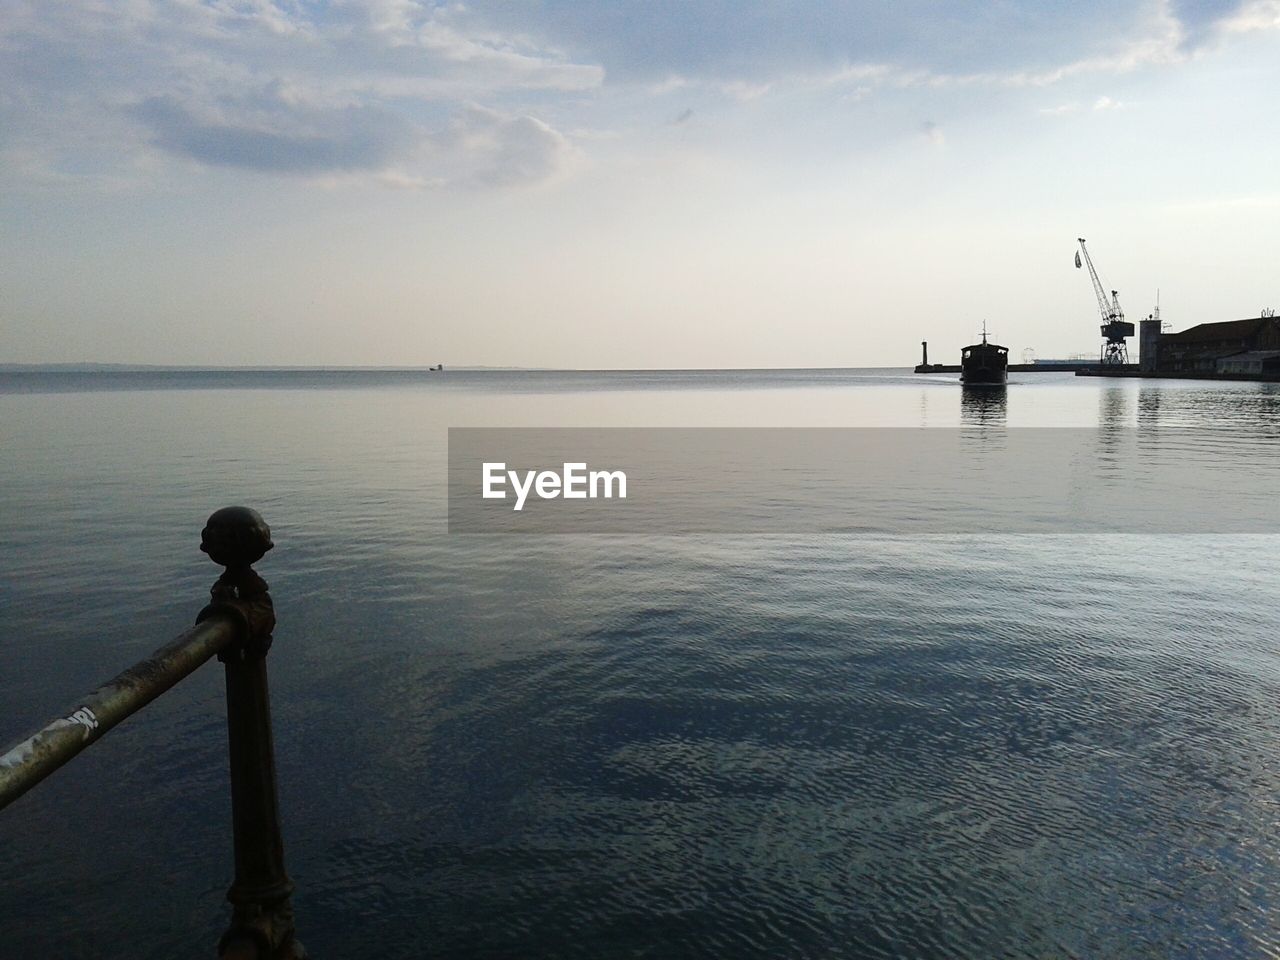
[
  {"left": 915, "top": 234, "right": 1279, "bottom": 381},
  {"left": 1074, "top": 238, "right": 1280, "bottom": 380},
  {"left": 1141, "top": 314, "right": 1280, "bottom": 375}
]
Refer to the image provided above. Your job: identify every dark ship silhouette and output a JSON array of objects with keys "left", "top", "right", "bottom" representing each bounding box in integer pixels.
[{"left": 960, "top": 323, "right": 1008, "bottom": 385}]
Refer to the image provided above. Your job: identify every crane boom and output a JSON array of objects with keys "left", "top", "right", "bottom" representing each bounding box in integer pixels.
[
  {"left": 1076, "top": 238, "right": 1123, "bottom": 325},
  {"left": 1076, "top": 237, "right": 1134, "bottom": 365}
]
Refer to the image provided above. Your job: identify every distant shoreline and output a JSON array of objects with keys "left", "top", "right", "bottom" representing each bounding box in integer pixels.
[
  {"left": 0, "top": 363, "right": 518, "bottom": 372},
  {"left": 0, "top": 364, "right": 910, "bottom": 374}
]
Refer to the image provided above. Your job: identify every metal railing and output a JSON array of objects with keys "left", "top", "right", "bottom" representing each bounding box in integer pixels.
[{"left": 0, "top": 507, "right": 305, "bottom": 959}]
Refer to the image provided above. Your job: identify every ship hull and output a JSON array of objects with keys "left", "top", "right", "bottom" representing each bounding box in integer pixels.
[
  {"left": 959, "top": 366, "right": 1007, "bottom": 385},
  {"left": 960, "top": 339, "right": 1009, "bottom": 385}
]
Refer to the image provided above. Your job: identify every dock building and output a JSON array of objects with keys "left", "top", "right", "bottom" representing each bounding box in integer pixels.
[{"left": 1144, "top": 315, "right": 1280, "bottom": 375}]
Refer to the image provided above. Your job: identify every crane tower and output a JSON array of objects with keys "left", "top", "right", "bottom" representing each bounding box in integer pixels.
[{"left": 1075, "top": 238, "right": 1135, "bottom": 365}]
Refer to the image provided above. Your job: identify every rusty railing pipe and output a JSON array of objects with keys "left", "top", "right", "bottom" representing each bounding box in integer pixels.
[
  {"left": 0, "top": 614, "right": 242, "bottom": 810},
  {"left": 0, "top": 506, "right": 305, "bottom": 958}
]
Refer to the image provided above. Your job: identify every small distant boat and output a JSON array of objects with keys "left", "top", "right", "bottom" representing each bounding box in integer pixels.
[{"left": 960, "top": 324, "right": 1008, "bottom": 385}]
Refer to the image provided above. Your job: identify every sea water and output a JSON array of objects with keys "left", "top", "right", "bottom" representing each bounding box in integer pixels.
[{"left": 3, "top": 368, "right": 1280, "bottom": 959}]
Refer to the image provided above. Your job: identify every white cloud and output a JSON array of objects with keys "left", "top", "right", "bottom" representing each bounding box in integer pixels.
[
  {"left": 719, "top": 80, "right": 772, "bottom": 102},
  {"left": 648, "top": 75, "right": 690, "bottom": 96},
  {"left": 824, "top": 63, "right": 895, "bottom": 85},
  {"left": 880, "top": 16, "right": 1184, "bottom": 92},
  {"left": 341, "top": 0, "right": 420, "bottom": 38},
  {"left": 411, "top": 18, "right": 605, "bottom": 90},
  {"left": 642, "top": 0, "right": 1277, "bottom": 108},
  {"left": 0, "top": 0, "right": 598, "bottom": 189},
  {"left": 644, "top": 13, "right": 1180, "bottom": 112},
  {"left": 6, "top": 0, "right": 1280, "bottom": 192},
  {"left": 1215, "top": 0, "right": 1280, "bottom": 32},
  {"left": 426, "top": 105, "right": 580, "bottom": 188},
  {"left": 131, "top": 89, "right": 415, "bottom": 174}
]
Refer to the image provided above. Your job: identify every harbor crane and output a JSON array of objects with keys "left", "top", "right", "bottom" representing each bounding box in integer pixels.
[{"left": 1076, "top": 238, "right": 1135, "bottom": 365}]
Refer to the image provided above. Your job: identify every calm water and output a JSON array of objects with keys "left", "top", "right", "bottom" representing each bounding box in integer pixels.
[{"left": 4, "top": 368, "right": 1280, "bottom": 959}]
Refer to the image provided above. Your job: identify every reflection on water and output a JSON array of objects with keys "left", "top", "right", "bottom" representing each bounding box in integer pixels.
[
  {"left": 960, "top": 385, "right": 1007, "bottom": 426},
  {"left": 1094, "top": 384, "right": 1133, "bottom": 475},
  {"left": 4, "top": 370, "right": 1280, "bottom": 959},
  {"left": 1097, "top": 382, "right": 1132, "bottom": 427},
  {"left": 1137, "top": 384, "right": 1164, "bottom": 425},
  {"left": 1132, "top": 380, "right": 1280, "bottom": 431}
]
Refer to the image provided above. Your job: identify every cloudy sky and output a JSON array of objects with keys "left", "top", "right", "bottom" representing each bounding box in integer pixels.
[{"left": 2, "top": 0, "right": 1278, "bottom": 367}]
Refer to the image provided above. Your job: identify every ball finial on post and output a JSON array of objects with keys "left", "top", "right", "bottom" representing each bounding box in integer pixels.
[
  {"left": 198, "top": 507, "right": 276, "bottom": 657},
  {"left": 201, "top": 506, "right": 274, "bottom": 570}
]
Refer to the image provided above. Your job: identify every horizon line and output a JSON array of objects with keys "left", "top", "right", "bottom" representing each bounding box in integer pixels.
[{"left": 0, "top": 363, "right": 915, "bottom": 373}]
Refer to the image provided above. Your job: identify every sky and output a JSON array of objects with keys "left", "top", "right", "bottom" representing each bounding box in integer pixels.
[{"left": 2, "top": 0, "right": 1279, "bottom": 368}]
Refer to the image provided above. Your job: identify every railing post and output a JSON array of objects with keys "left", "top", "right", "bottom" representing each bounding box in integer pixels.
[{"left": 198, "top": 507, "right": 306, "bottom": 960}]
